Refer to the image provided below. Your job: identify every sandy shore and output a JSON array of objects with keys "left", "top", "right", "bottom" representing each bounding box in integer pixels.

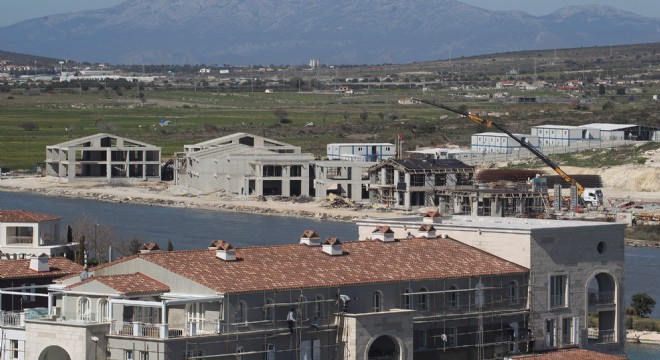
[
  {"left": 627, "top": 330, "right": 660, "bottom": 345},
  {"left": 0, "top": 176, "right": 406, "bottom": 222}
]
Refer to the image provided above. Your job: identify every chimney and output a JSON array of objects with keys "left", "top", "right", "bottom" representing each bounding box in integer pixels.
[
  {"left": 139, "top": 243, "right": 160, "bottom": 254},
  {"left": 300, "top": 230, "right": 321, "bottom": 246},
  {"left": 423, "top": 210, "right": 442, "bottom": 224},
  {"left": 29, "top": 254, "right": 50, "bottom": 272},
  {"left": 322, "top": 238, "right": 343, "bottom": 256},
  {"left": 371, "top": 226, "right": 395, "bottom": 242},
  {"left": 417, "top": 224, "right": 437, "bottom": 238},
  {"left": 213, "top": 240, "right": 237, "bottom": 261}
]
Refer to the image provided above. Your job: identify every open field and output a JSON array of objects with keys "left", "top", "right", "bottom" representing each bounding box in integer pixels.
[{"left": 2, "top": 85, "right": 660, "bottom": 171}]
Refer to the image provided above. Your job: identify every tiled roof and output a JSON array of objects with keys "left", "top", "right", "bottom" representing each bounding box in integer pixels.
[
  {"left": 140, "top": 243, "right": 160, "bottom": 251},
  {"left": 69, "top": 273, "right": 170, "bottom": 296},
  {"left": 0, "top": 257, "right": 83, "bottom": 279},
  {"left": 0, "top": 210, "right": 61, "bottom": 223},
  {"left": 511, "top": 349, "right": 626, "bottom": 360},
  {"left": 135, "top": 237, "right": 528, "bottom": 294}
]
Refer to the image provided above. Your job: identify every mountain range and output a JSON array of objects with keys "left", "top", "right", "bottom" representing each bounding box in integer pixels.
[{"left": 1, "top": 0, "right": 659, "bottom": 65}]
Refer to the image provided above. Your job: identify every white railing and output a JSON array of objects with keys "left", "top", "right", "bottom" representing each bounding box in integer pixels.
[{"left": 0, "top": 311, "right": 24, "bottom": 327}]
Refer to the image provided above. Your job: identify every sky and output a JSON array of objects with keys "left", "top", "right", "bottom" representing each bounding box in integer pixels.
[{"left": 0, "top": 0, "right": 658, "bottom": 27}]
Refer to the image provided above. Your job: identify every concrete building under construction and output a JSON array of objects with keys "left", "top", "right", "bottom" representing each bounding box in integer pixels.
[{"left": 368, "top": 158, "right": 546, "bottom": 216}]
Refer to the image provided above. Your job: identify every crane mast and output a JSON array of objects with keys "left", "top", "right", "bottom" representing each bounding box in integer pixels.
[{"left": 411, "top": 98, "right": 585, "bottom": 196}]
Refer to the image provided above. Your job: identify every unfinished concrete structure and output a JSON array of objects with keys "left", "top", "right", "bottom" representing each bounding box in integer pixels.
[
  {"left": 357, "top": 213, "right": 626, "bottom": 356},
  {"left": 313, "top": 160, "right": 373, "bottom": 202},
  {"left": 176, "top": 133, "right": 314, "bottom": 196},
  {"left": 46, "top": 133, "right": 161, "bottom": 181},
  {"left": 368, "top": 158, "right": 475, "bottom": 211}
]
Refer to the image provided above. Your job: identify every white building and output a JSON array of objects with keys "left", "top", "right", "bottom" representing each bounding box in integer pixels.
[
  {"left": 531, "top": 125, "right": 598, "bottom": 148},
  {"left": 471, "top": 132, "right": 540, "bottom": 154},
  {"left": 326, "top": 143, "right": 395, "bottom": 162},
  {"left": 357, "top": 214, "right": 626, "bottom": 356},
  {"left": 0, "top": 210, "right": 78, "bottom": 258},
  {"left": 177, "top": 133, "right": 314, "bottom": 196}
]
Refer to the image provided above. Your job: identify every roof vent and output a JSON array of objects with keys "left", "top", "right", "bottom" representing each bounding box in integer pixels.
[
  {"left": 139, "top": 243, "right": 161, "bottom": 253},
  {"left": 214, "top": 240, "right": 237, "bottom": 261},
  {"left": 322, "top": 238, "right": 343, "bottom": 256},
  {"left": 371, "top": 226, "right": 395, "bottom": 242},
  {"left": 417, "top": 224, "right": 437, "bottom": 238},
  {"left": 423, "top": 210, "right": 442, "bottom": 224},
  {"left": 29, "top": 253, "right": 49, "bottom": 272},
  {"left": 300, "top": 230, "right": 321, "bottom": 246},
  {"left": 441, "top": 233, "right": 448, "bottom": 239}
]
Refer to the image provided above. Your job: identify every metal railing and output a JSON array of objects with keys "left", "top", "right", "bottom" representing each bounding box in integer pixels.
[
  {"left": 588, "top": 328, "right": 616, "bottom": 343},
  {"left": 588, "top": 291, "right": 615, "bottom": 305},
  {"left": 6, "top": 236, "right": 33, "bottom": 245}
]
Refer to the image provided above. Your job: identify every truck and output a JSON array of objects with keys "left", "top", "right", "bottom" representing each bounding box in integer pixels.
[{"left": 411, "top": 98, "right": 600, "bottom": 202}]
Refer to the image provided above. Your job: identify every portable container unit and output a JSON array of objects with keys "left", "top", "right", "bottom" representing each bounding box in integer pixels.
[
  {"left": 471, "top": 132, "right": 539, "bottom": 154},
  {"left": 326, "top": 143, "right": 395, "bottom": 162},
  {"left": 531, "top": 125, "right": 585, "bottom": 148}
]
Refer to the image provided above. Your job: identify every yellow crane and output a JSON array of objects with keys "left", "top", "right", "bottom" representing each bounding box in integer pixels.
[{"left": 412, "top": 98, "right": 585, "bottom": 196}]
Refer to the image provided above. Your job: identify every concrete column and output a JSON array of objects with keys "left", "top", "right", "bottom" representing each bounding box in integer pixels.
[
  {"left": 492, "top": 199, "right": 503, "bottom": 217},
  {"left": 106, "top": 149, "right": 112, "bottom": 179}
]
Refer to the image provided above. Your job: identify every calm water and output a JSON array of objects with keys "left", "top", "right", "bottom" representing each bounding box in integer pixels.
[{"left": 1, "top": 190, "right": 658, "bottom": 359}]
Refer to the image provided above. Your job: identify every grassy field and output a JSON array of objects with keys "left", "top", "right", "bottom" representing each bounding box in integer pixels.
[{"left": 2, "top": 65, "right": 660, "bottom": 171}]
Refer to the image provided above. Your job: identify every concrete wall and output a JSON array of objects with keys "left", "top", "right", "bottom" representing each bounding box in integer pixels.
[{"left": 25, "top": 321, "right": 107, "bottom": 360}]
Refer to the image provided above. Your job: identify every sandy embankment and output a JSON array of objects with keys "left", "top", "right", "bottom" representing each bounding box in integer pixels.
[
  {"left": 627, "top": 330, "right": 660, "bottom": 345},
  {"left": 0, "top": 176, "right": 404, "bottom": 222}
]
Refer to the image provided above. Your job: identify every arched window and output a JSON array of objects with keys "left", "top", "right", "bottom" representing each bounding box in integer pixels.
[
  {"left": 448, "top": 285, "right": 459, "bottom": 308},
  {"left": 509, "top": 280, "right": 519, "bottom": 304},
  {"left": 298, "top": 295, "right": 308, "bottom": 320},
  {"left": 417, "top": 288, "right": 428, "bottom": 310},
  {"left": 314, "top": 295, "right": 324, "bottom": 319},
  {"left": 98, "top": 299, "right": 110, "bottom": 322},
  {"left": 402, "top": 288, "right": 412, "bottom": 310},
  {"left": 78, "top": 297, "right": 90, "bottom": 322},
  {"left": 372, "top": 291, "right": 383, "bottom": 312},
  {"left": 234, "top": 301, "right": 247, "bottom": 324},
  {"left": 263, "top": 298, "right": 274, "bottom": 321}
]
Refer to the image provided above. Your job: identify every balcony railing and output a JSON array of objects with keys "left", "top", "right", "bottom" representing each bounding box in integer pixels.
[
  {"left": 6, "top": 236, "right": 33, "bottom": 245},
  {"left": 0, "top": 311, "right": 24, "bottom": 327},
  {"left": 588, "top": 291, "right": 615, "bottom": 305},
  {"left": 110, "top": 320, "right": 224, "bottom": 339},
  {"left": 588, "top": 328, "right": 616, "bottom": 343}
]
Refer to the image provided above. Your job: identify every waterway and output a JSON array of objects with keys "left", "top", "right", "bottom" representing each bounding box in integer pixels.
[{"left": 1, "top": 191, "right": 659, "bottom": 359}]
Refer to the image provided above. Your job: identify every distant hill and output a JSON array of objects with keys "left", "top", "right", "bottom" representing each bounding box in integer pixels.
[
  {"left": 0, "top": 0, "right": 659, "bottom": 65},
  {"left": 0, "top": 50, "right": 63, "bottom": 67}
]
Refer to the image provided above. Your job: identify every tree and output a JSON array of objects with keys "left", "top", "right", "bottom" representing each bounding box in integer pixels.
[
  {"left": 273, "top": 109, "right": 289, "bottom": 123},
  {"left": 67, "top": 225, "right": 73, "bottom": 243},
  {"left": 631, "top": 293, "right": 656, "bottom": 318},
  {"left": 167, "top": 240, "right": 174, "bottom": 252},
  {"left": 341, "top": 111, "right": 351, "bottom": 123},
  {"left": 359, "top": 110, "right": 369, "bottom": 123},
  {"left": 602, "top": 100, "right": 615, "bottom": 111},
  {"left": 598, "top": 84, "right": 606, "bottom": 95},
  {"left": 128, "top": 238, "right": 142, "bottom": 255}
]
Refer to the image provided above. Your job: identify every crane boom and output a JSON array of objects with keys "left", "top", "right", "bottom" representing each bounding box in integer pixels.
[{"left": 411, "top": 98, "right": 585, "bottom": 196}]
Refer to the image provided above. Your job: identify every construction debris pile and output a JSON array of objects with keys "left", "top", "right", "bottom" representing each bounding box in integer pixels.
[
  {"left": 609, "top": 198, "right": 660, "bottom": 224},
  {"left": 323, "top": 194, "right": 357, "bottom": 209}
]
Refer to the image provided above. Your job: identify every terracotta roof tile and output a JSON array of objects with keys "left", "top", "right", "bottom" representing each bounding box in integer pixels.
[
  {"left": 301, "top": 230, "right": 319, "bottom": 238},
  {"left": 135, "top": 237, "right": 528, "bottom": 295},
  {"left": 140, "top": 243, "right": 160, "bottom": 251},
  {"left": 0, "top": 257, "right": 83, "bottom": 280},
  {"left": 323, "top": 237, "right": 341, "bottom": 245},
  {"left": 372, "top": 226, "right": 393, "bottom": 234},
  {"left": 424, "top": 211, "right": 442, "bottom": 218},
  {"left": 511, "top": 349, "right": 626, "bottom": 360},
  {"left": 69, "top": 272, "right": 170, "bottom": 296},
  {"left": 419, "top": 224, "right": 435, "bottom": 231},
  {"left": 0, "top": 210, "right": 61, "bottom": 223}
]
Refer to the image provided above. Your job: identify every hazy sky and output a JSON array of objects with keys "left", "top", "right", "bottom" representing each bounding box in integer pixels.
[{"left": 0, "top": 0, "right": 658, "bottom": 27}]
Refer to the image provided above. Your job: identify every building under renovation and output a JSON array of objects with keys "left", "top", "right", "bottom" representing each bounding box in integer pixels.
[
  {"left": 357, "top": 212, "right": 626, "bottom": 357},
  {"left": 45, "top": 133, "right": 161, "bottom": 181},
  {"left": 176, "top": 133, "right": 314, "bottom": 196}
]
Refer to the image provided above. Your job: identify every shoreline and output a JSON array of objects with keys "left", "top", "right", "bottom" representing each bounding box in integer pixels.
[
  {"left": 0, "top": 177, "right": 405, "bottom": 223},
  {"left": 627, "top": 330, "right": 660, "bottom": 346}
]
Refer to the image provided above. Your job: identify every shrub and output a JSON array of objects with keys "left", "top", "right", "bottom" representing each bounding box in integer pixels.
[
  {"left": 19, "top": 122, "right": 39, "bottom": 131},
  {"left": 633, "top": 319, "right": 658, "bottom": 331}
]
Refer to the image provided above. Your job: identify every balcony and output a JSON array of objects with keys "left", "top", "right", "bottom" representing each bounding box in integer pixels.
[
  {"left": 588, "top": 291, "right": 615, "bottom": 305},
  {"left": 6, "top": 236, "right": 33, "bottom": 245},
  {"left": 0, "top": 311, "right": 24, "bottom": 328},
  {"left": 110, "top": 320, "right": 222, "bottom": 339},
  {"left": 588, "top": 328, "right": 615, "bottom": 343}
]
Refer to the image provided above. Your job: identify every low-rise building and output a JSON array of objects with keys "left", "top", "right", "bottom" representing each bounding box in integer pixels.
[
  {"left": 0, "top": 210, "right": 78, "bottom": 258},
  {"left": 176, "top": 133, "right": 314, "bottom": 196},
  {"left": 46, "top": 133, "right": 161, "bottom": 181},
  {"left": 471, "top": 132, "right": 540, "bottom": 154}
]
